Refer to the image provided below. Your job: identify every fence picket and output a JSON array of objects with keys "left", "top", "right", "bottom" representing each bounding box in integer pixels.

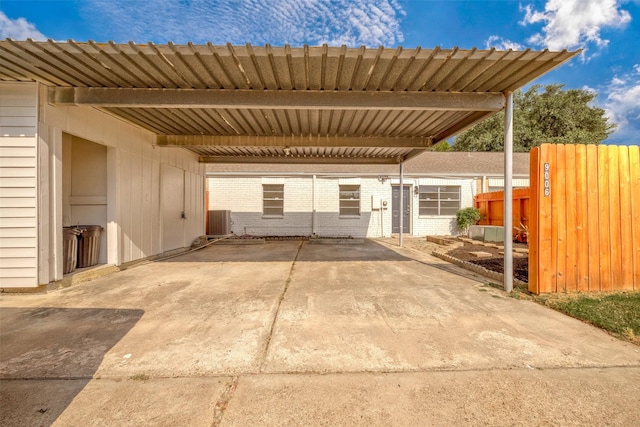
[
  {"left": 550, "top": 144, "right": 563, "bottom": 292},
  {"left": 564, "top": 144, "right": 578, "bottom": 291},
  {"left": 629, "top": 145, "right": 640, "bottom": 290},
  {"left": 607, "top": 147, "right": 623, "bottom": 289},
  {"left": 598, "top": 145, "right": 612, "bottom": 291},
  {"left": 586, "top": 145, "right": 601, "bottom": 292},
  {"left": 539, "top": 144, "right": 555, "bottom": 293},
  {"left": 574, "top": 144, "right": 590, "bottom": 292},
  {"left": 618, "top": 146, "right": 634, "bottom": 289},
  {"left": 555, "top": 144, "right": 569, "bottom": 291},
  {"left": 529, "top": 147, "right": 540, "bottom": 294}
]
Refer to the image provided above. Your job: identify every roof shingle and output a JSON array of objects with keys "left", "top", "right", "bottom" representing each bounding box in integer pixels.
[{"left": 206, "top": 151, "right": 530, "bottom": 176}]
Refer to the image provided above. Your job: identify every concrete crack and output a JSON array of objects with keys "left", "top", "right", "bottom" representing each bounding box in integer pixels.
[
  {"left": 258, "top": 240, "right": 304, "bottom": 373},
  {"left": 211, "top": 376, "right": 239, "bottom": 427},
  {"left": 374, "top": 302, "right": 397, "bottom": 335}
]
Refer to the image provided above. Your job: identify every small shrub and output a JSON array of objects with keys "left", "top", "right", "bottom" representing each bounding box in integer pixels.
[
  {"left": 456, "top": 207, "right": 482, "bottom": 236},
  {"left": 514, "top": 222, "right": 529, "bottom": 243}
]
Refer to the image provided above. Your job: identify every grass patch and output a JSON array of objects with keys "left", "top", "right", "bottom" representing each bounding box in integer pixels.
[
  {"left": 482, "top": 283, "right": 639, "bottom": 345},
  {"left": 538, "top": 292, "right": 640, "bottom": 345},
  {"left": 477, "top": 281, "right": 639, "bottom": 345},
  {"left": 129, "top": 373, "right": 150, "bottom": 382}
]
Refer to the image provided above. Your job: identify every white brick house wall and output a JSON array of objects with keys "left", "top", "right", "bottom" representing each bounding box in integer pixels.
[
  {"left": 411, "top": 177, "right": 476, "bottom": 237},
  {"left": 209, "top": 177, "right": 311, "bottom": 236},
  {"left": 207, "top": 175, "right": 481, "bottom": 238}
]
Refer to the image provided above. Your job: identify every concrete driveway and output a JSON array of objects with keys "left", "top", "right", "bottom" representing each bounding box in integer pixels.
[{"left": 1, "top": 239, "right": 639, "bottom": 426}]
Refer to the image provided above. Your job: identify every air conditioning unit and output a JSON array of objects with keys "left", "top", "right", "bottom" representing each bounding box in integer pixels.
[
  {"left": 207, "top": 210, "right": 231, "bottom": 235},
  {"left": 468, "top": 225, "right": 505, "bottom": 243}
]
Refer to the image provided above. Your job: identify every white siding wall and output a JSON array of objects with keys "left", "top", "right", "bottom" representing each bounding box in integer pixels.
[
  {"left": 33, "top": 84, "right": 205, "bottom": 286},
  {"left": 0, "top": 83, "right": 38, "bottom": 287},
  {"left": 487, "top": 178, "right": 530, "bottom": 192}
]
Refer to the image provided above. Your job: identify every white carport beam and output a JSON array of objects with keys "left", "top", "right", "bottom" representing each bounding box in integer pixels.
[
  {"left": 157, "top": 135, "right": 434, "bottom": 148},
  {"left": 49, "top": 87, "right": 505, "bottom": 111},
  {"left": 199, "top": 156, "right": 403, "bottom": 164}
]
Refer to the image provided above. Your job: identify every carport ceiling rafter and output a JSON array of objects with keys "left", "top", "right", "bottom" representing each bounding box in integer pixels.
[{"left": 0, "top": 39, "right": 580, "bottom": 164}]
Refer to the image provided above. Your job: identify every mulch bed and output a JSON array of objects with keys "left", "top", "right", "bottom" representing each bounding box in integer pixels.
[{"left": 446, "top": 242, "right": 529, "bottom": 283}]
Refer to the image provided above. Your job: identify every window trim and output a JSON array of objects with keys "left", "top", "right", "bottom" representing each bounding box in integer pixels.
[
  {"left": 418, "top": 185, "right": 460, "bottom": 216},
  {"left": 262, "top": 183, "right": 284, "bottom": 217},
  {"left": 339, "top": 184, "right": 361, "bottom": 217}
]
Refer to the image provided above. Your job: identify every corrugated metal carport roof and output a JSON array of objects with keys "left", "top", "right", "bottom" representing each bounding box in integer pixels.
[{"left": 0, "top": 40, "right": 579, "bottom": 164}]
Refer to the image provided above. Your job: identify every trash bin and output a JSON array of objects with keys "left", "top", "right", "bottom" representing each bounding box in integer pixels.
[
  {"left": 77, "top": 225, "right": 103, "bottom": 268},
  {"left": 63, "top": 227, "right": 82, "bottom": 274}
]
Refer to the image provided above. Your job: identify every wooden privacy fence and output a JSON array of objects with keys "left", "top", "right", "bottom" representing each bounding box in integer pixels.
[
  {"left": 474, "top": 188, "right": 530, "bottom": 238},
  {"left": 529, "top": 143, "right": 640, "bottom": 293}
]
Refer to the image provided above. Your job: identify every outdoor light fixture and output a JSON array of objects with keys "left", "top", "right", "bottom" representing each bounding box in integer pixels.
[{"left": 378, "top": 175, "right": 389, "bottom": 183}]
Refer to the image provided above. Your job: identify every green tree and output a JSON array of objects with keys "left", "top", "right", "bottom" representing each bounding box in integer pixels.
[
  {"left": 431, "top": 140, "right": 451, "bottom": 151},
  {"left": 452, "top": 85, "right": 616, "bottom": 152}
]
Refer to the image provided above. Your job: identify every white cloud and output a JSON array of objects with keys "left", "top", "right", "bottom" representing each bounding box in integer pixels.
[
  {"left": 80, "top": 0, "right": 404, "bottom": 46},
  {"left": 0, "top": 11, "right": 46, "bottom": 40},
  {"left": 603, "top": 64, "right": 640, "bottom": 143},
  {"left": 521, "top": 0, "right": 631, "bottom": 51},
  {"left": 484, "top": 36, "right": 525, "bottom": 51}
]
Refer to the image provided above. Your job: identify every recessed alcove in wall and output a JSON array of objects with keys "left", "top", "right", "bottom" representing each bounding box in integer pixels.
[{"left": 62, "top": 133, "right": 108, "bottom": 265}]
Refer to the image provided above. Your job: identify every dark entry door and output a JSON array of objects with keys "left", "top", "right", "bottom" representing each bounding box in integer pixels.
[{"left": 392, "top": 185, "right": 410, "bottom": 233}]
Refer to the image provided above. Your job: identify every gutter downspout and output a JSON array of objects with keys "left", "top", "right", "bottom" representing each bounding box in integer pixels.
[{"left": 503, "top": 92, "right": 514, "bottom": 293}]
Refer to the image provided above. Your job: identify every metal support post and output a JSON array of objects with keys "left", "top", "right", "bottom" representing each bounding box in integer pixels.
[
  {"left": 503, "top": 92, "right": 514, "bottom": 292},
  {"left": 312, "top": 174, "right": 316, "bottom": 235},
  {"left": 399, "top": 162, "right": 404, "bottom": 247}
]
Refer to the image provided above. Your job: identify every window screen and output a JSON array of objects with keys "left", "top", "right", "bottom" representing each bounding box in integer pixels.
[
  {"left": 339, "top": 185, "right": 360, "bottom": 216},
  {"left": 418, "top": 185, "right": 460, "bottom": 216},
  {"left": 263, "top": 184, "right": 284, "bottom": 216}
]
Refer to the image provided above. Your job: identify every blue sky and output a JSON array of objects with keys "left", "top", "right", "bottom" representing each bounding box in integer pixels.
[{"left": 1, "top": 0, "right": 638, "bottom": 145}]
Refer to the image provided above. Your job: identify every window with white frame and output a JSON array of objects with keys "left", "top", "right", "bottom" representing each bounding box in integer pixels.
[
  {"left": 418, "top": 185, "right": 460, "bottom": 216},
  {"left": 263, "top": 184, "right": 284, "bottom": 216},
  {"left": 339, "top": 185, "right": 360, "bottom": 216}
]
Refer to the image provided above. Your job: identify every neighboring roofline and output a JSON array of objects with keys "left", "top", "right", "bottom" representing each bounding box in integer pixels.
[{"left": 204, "top": 151, "right": 531, "bottom": 176}]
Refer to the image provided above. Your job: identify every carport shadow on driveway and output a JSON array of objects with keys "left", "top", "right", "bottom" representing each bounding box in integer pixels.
[
  {"left": 162, "top": 238, "right": 413, "bottom": 263},
  {"left": 0, "top": 307, "right": 144, "bottom": 426}
]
